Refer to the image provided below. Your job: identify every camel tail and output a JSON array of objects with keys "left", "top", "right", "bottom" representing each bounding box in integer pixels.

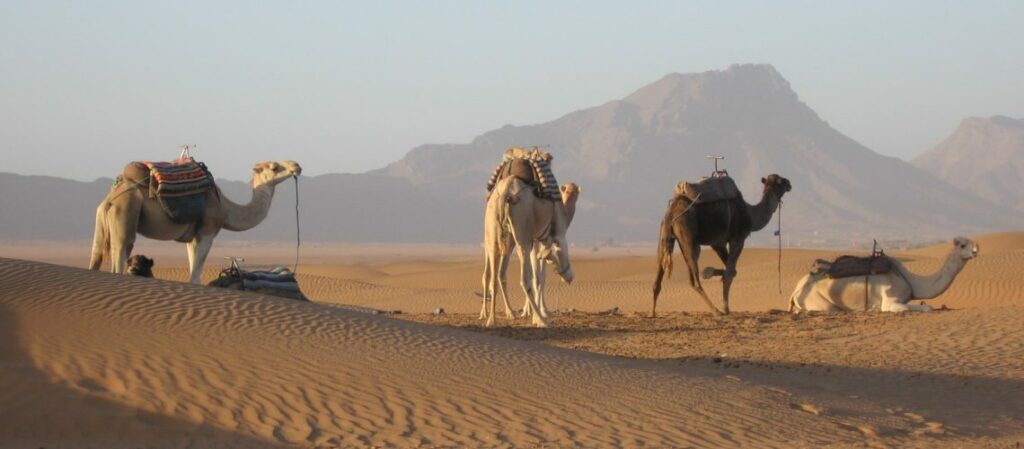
[
  {"left": 88, "top": 203, "right": 109, "bottom": 270},
  {"left": 657, "top": 212, "right": 675, "bottom": 279}
]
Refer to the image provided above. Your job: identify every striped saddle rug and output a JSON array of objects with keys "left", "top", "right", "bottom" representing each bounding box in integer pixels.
[
  {"left": 119, "top": 158, "right": 214, "bottom": 224},
  {"left": 486, "top": 147, "right": 561, "bottom": 200}
]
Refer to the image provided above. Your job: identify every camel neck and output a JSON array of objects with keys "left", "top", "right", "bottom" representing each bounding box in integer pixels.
[
  {"left": 748, "top": 190, "right": 780, "bottom": 232},
  {"left": 220, "top": 182, "right": 276, "bottom": 232},
  {"left": 563, "top": 197, "right": 578, "bottom": 227},
  {"left": 899, "top": 250, "right": 967, "bottom": 299}
]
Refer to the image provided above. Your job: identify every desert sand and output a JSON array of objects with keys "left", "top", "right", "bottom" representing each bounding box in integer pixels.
[{"left": 1, "top": 233, "right": 1022, "bottom": 448}]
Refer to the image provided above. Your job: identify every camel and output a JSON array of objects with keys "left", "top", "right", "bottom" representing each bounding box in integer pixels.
[
  {"left": 89, "top": 160, "right": 301, "bottom": 284},
  {"left": 481, "top": 183, "right": 580, "bottom": 324},
  {"left": 481, "top": 177, "right": 575, "bottom": 327},
  {"left": 652, "top": 174, "right": 791, "bottom": 316},
  {"left": 789, "top": 237, "right": 979, "bottom": 313},
  {"left": 126, "top": 254, "right": 154, "bottom": 277}
]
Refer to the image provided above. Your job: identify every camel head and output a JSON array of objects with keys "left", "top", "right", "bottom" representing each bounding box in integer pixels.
[
  {"left": 541, "top": 236, "right": 574, "bottom": 285},
  {"left": 126, "top": 254, "right": 154, "bottom": 278},
  {"left": 252, "top": 160, "right": 302, "bottom": 188},
  {"left": 560, "top": 183, "right": 581, "bottom": 204},
  {"left": 761, "top": 174, "right": 792, "bottom": 202},
  {"left": 952, "top": 236, "right": 980, "bottom": 260}
]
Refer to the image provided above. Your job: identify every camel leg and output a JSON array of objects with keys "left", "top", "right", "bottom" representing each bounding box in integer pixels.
[
  {"left": 107, "top": 193, "right": 142, "bottom": 275},
  {"left": 882, "top": 297, "right": 933, "bottom": 312},
  {"left": 498, "top": 245, "right": 516, "bottom": 319},
  {"left": 186, "top": 233, "right": 216, "bottom": 285},
  {"left": 88, "top": 202, "right": 110, "bottom": 270},
  {"left": 680, "top": 238, "right": 723, "bottom": 315},
  {"left": 517, "top": 241, "right": 546, "bottom": 328},
  {"left": 532, "top": 247, "right": 549, "bottom": 319},
  {"left": 720, "top": 241, "right": 743, "bottom": 315},
  {"left": 480, "top": 251, "right": 491, "bottom": 320}
]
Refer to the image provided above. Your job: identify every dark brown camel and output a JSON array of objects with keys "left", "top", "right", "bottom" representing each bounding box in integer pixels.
[{"left": 651, "top": 174, "right": 791, "bottom": 316}]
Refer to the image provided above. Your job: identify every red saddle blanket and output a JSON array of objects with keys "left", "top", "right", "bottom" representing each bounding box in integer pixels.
[{"left": 143, "top": 158, "right": 213, "bottom": 197}]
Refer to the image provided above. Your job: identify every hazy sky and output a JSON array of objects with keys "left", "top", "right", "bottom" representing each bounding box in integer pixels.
[{"left": 2, "top": 1, "right": 1022, "bottom": 181}]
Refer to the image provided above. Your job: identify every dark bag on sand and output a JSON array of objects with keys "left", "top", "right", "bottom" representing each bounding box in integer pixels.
[{"left": 208, "top": 266, "right": 309, "bottom": 301}]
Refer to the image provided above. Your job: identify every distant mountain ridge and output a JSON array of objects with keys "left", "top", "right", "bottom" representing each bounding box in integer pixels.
[
  {"left": 913, "top": 116, "right": 1024, "bottom": 212},
  {"left": 1, "top": 65, "right": 1019, "bottom": 247}
]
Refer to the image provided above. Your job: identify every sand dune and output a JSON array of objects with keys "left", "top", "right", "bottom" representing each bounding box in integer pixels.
[
  {"left": 0, "top": 258, "right": 891, "bottom": 448},
  {"left": 1, "top": 233, "right": 1022, "bottom": 447}
]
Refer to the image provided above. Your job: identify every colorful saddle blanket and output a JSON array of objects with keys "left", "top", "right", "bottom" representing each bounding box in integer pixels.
[
  {"left": 674, "top": 175, "right": 740, "bottom": 204},
  {"left": 486, "top": 147, "right": 561, "bottom": 200},
  {"left": 120, "top": 158, "right": 213, "bottom": 224}
]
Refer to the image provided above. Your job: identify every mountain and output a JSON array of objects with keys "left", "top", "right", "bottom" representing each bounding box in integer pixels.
[
  {"left": 913, "top": 116, "right": 1024, "bottom": 212},
  {"left": 375, "top": 64, "right": 1016, "bottom": 246},
  {"left": 1, "top": 65, "right": 1018, "bottom": 247}
]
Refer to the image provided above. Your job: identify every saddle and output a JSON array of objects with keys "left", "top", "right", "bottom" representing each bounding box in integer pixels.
[
  {"left": 486, "top": 147, "right": 561, "bottom": 200},
  {"left": 674, "top": 175, "right": 740, "bottom": 204},
  {"left": 811, "top": 254, "right": 894, "bottom": 279},
  {"left": 208, "top": 266, "right": 309, "bottom": 301},
  {"left": 119, "top": 158, "right": 214, "bottom": 224}
]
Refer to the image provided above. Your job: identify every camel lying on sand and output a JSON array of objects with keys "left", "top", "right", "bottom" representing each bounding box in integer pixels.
[
  {"left": 789, "top": 237, "right": 979, "bottom": 313},
  {"left": 126, "top": 254, "right": 154, "bottom": 277}
]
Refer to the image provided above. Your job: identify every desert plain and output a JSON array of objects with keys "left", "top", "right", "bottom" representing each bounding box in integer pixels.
[{"left": 1, "top": 233, "right": 1022, "bottom": 448}]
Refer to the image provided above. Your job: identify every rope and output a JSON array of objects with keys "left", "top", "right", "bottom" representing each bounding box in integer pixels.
[
  {"left": 776, "top": 199, "right": 783, "bottom": 293},
  {"left": 670, "top": 192, "right": 701, "bottom": 222},
  {"left": 293, "top": 176, "right": 301, "bottom": 273},
  {"left": 106, "top": 175, "right": 150, "bottom": 203}
]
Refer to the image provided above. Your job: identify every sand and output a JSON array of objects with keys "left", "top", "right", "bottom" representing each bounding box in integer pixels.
[{"left": 1, "top": 232, "right": 1022, "bottom": 448}]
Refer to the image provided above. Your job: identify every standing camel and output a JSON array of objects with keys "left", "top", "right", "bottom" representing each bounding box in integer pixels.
[
  {"left": 481, "top": 183, "right": 580, "bottom": 323},
  {"left": 89, "top": 160, "right": 301, "bottom": 284},
  {"left": 481, "top": 177, "right": 575, "bottom": 327},
  {"left": 651, "top": 174, "right": 791, "bottom": 316},
  {"left": 789, "top": 237, "right": 979, "bottom": 312}
]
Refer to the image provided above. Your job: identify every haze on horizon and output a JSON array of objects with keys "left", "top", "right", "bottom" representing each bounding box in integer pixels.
[{"left": 2, "top": 0, "right": 1022, "bottom": 182}]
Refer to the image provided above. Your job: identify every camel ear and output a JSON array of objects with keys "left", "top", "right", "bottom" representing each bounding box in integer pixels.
[
  {"left": 761, "top": 177, "right": 767, "bottom": 184},
  {"left": 269, "top": 162, "right": 280, "bottom": 171}
]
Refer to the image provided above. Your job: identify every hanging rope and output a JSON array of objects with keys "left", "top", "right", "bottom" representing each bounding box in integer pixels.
[
  {"left": 776, "top": 199, "right": 783, "bottom": 293},
  {"left": 293, "top": 176, "right": 301, "bottom": 273}
]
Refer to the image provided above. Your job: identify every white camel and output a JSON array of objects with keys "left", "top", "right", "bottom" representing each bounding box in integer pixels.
[
  {"left": 789, "top": 237, "right": 979, "bottom": 313},
  {"left": 481, "top": 177, "right": 575, "bottom": 327},
  {"left": 481, "top": 183, "right": 579, "bottom": 324},
  {"left": 89, "top": 160, "right": 301, "bottom": 284}
]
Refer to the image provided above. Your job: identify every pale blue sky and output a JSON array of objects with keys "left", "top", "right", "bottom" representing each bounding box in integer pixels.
[{"left": 2, "top": 0, "right": 1022, "bottom": 181}]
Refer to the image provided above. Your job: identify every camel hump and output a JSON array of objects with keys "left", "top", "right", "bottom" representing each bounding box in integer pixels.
[
  {"left": 674, "top": 176, "right": 740, "bottom": 204},
  {"left": 120, "top": 162, "right": 151, "bottom": 186}
]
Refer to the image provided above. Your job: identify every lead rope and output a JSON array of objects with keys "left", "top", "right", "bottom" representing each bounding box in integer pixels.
[
  {"left": 293, "top": 176, "right": 301, "bottom": 274},
  {"left": 776, "top": 199, "right": 783, "bottom": 293}
]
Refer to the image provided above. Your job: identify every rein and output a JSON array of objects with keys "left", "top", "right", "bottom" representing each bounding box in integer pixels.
[
  {"left": 293, "top": 176, "right": 301, "bottom": 273},
  {"left": 776, "top": 199, "right": 783, "bottom": 293}
]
